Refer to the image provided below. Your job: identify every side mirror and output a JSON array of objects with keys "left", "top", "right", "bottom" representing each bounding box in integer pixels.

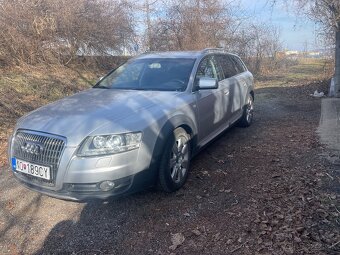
[{"left": 198, "top": 77, "right": 218, "bottom": 89}]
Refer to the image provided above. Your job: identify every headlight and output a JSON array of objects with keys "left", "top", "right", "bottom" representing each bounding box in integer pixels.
[{"left": 77, "top": 132, "right": 142, "bottom": 157}]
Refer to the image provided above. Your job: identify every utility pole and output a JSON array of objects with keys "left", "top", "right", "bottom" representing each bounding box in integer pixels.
[
  {"left": 144, "top": 0, "right": 158, "bottom": 51},
  {"left": 303, "top": 40, "right": 308, "bottom": 57}
]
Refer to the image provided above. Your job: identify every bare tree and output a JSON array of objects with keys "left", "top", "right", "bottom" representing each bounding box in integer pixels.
[
  {"left": 226, "top": 22, "right": 282, "bottom": 74},
  {"left": 0, "top": 0, "right": 135, "bottom": 66},
  {"left": 0, "top": 0, "right": 284, "bottom": 77},
  {"left": 140, "top": 0, "right": 283, "bottom": 75},
  {"left": 148, "top": 0, "right": 234, "bottom": 50}
]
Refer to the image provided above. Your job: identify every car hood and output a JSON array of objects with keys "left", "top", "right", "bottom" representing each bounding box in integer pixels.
[{"left": 16, "top": 88, "right": 180, "bottom": 146}]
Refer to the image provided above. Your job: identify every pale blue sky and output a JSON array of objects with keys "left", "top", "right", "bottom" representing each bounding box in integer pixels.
[{"left": 240, "top": 0, "right": 318, "bottom": 51}]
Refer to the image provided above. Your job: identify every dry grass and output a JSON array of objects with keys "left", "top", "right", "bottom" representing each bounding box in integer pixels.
[
  {"left": 0, "top": 65, "right": 106, "bottom": 167},
  {"left": 256, "top": 58, "right": 333, "bottom": 90}
]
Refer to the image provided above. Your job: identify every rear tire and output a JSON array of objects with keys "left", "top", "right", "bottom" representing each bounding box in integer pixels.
[
  {"left": 238, "top": 94, "right": 254, "bottom": 127},
  {"left": 157, "top": 127, "right": 191, "bottom": 192}
]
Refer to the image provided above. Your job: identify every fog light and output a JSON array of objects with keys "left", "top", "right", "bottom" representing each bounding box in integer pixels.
[{"left": 99, "top": 181, "right": 115, "bottom": 191}]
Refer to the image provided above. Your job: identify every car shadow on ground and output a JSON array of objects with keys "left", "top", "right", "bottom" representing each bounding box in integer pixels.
[
  {"left": 33, "top": 125, "right": 246, "bottom": 255},
  {"left": 34, "top": 192, "right": 169, "bottom": 254}
]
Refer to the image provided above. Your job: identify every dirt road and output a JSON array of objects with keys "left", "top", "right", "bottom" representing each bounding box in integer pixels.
[{"left": 0, "top": 73, "right": 339, "bottom": 254}]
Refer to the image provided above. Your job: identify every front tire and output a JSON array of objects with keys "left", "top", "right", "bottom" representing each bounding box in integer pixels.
[
  {"left": 238, "top": 94, "right": 254, "bottom": 127},
  {"left": 157, "top": 127, "right": 191, "bottom": 192}
]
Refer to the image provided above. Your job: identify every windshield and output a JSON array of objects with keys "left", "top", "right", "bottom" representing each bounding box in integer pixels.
[{"left": 95, "top": 58, "right": 195, "bottom": 91}]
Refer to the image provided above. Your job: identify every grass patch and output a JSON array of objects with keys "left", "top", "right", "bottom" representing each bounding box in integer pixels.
[
  {"left": 0, "top": 65, "right": 107, "bottom": 167},
  {"left": 256, "top": 58, "right": 333, "bottom": 89},
  {"left": 0, "top": 66, "right": 103, "bottom": 118}
]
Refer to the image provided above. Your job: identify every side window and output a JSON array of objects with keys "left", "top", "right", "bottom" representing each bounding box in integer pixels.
[
  {"left": 196, "top": 56, "right": 217, "bottom": 79},
  {"left": 195, "top": 55, "right": 224, "bottom": 82},
  {"left": 217, "top": 55, "right": 238, "bottom": 78},
  {"left": 231, "top": 56, "right": 246, "bottom": 74},
  {"left": 213, "top": 57, "right": 225, "bottom": 81}
]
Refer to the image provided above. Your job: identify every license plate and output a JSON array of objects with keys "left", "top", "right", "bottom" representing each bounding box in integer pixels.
[{"left": 12, "top": 158, "right": 51, "bottom": 180}]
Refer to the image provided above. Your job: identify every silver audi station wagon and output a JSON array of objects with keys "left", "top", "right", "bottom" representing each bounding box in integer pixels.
[{"left": 8, "top": 49, "right": 254, "bottom": 201}]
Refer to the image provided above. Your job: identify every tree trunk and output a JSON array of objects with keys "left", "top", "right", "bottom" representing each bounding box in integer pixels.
[{"left": 335, "top": 27, "right": 340, "bottom": 97}]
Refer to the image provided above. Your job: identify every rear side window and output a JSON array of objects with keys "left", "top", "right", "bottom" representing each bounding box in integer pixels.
[{"left": 217, "top": 55, "right": 237, "bottom": 78}]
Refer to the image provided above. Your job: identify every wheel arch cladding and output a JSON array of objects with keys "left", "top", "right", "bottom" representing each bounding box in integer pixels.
[
  {"left": 152, "top": 115, "right": 197, "bottom": 161},
  {"left": 250, "top": 90, "right": 254, "bottom": 101}
]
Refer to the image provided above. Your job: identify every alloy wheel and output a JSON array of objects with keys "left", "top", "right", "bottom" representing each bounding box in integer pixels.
[{"left": 169, "top": 136, "right": 189, "bottom": 183}]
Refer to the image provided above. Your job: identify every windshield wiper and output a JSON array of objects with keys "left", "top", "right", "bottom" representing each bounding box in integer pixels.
[{"left": 94, "top": 85, "right": 110, "bottom": 89}]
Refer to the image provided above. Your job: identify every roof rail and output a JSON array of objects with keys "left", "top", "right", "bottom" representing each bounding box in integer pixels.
[
  {"left": 201, "top": 48, "right": 226, "bottom": 53},
  {"left": 140, "top": 50, "right": 159, "bottom": 55}
]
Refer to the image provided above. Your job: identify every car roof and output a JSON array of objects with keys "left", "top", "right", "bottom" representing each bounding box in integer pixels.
[
  {"left": 134, "top": 49, "right": 238, "bottom": 60},
  {"left": 135, "top": 51, "right": 202, "bottom": 59}
]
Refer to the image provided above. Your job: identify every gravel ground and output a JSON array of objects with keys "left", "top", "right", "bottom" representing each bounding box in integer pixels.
[{"left": 0, "top": 78, "right": 339, "bottom": 255}]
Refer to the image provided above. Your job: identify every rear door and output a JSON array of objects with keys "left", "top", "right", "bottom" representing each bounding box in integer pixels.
[
  {"left": 230, "top": 55, "right": 250, "bottom": 109},
  {"left": 216, "top": 54, "right": 241, "bottom": 122}
]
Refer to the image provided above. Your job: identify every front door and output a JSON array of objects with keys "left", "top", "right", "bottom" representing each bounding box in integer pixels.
[{"left": 194, "top": 55, "right": 228, "bottom": 143}]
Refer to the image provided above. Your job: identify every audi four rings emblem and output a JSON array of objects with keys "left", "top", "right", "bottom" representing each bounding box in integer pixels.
[{"left": 21, "top": 141, "right": 43, "bottom": 155}]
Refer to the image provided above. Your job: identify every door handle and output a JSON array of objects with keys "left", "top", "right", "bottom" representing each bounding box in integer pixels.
[{"left": 224, "top": 89, "right": 230, "bottom": 95}]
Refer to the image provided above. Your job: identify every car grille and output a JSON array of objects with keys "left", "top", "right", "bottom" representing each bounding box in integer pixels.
[{"left": 12, "top": 131, "right": 66, "bottom": 187}]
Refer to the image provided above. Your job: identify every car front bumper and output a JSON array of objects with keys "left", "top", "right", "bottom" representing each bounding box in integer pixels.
[
  {"left": 13, "top": 169, "right": 153, "bottom": 201},
  {"left": 10, "top": 134, "right": 157, "bottom": 201}
]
